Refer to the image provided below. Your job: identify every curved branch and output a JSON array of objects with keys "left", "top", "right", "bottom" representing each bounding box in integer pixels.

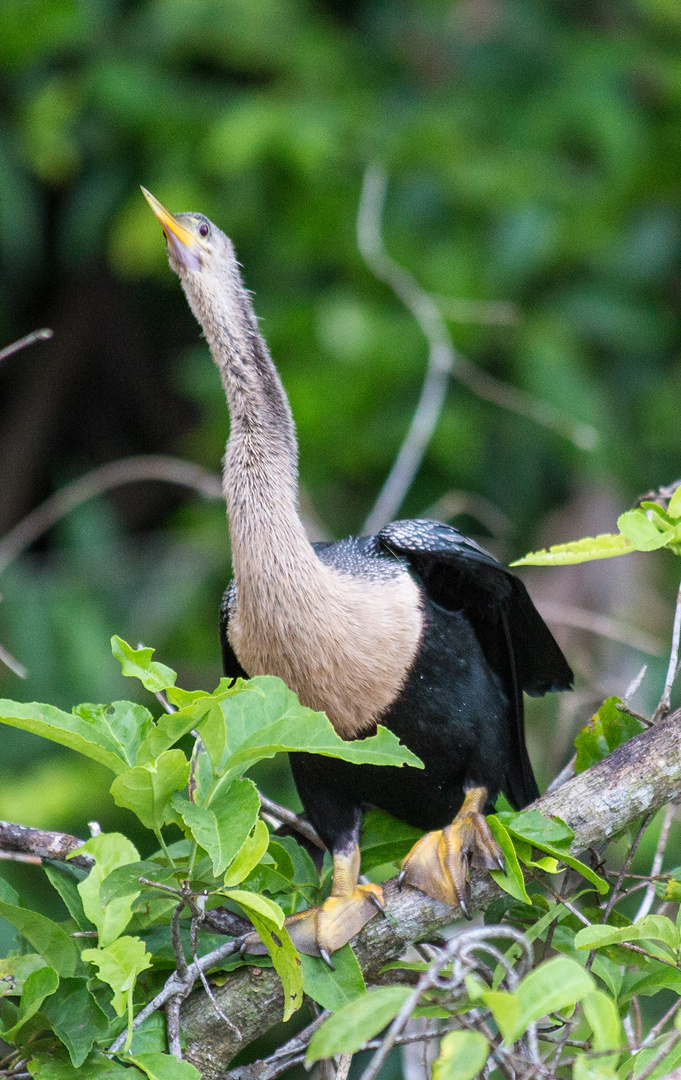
[
  {"left": 358, "top": 165, "right": 598, "bottom": 534},
  {"left": 181, "top": 705, "right": 681, "bottom": 1078},
  {"left": 0, "top": 456, "right": 223, "bottom": 575}
]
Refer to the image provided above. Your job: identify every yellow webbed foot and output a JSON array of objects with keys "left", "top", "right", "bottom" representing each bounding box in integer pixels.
[
  {"left": 242, "top": 844, "right": 384, "bottom": 966},
  {"left": 398, "top": 786, "right": 504, "bottom": 917}
]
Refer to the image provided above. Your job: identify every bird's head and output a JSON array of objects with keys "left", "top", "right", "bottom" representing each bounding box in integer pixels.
[
  {"left": 141, "top": 187, "right": 232, "bottom": 277},
  {"left": 141, "top": 187, "right": 251, "bottom": 350}
]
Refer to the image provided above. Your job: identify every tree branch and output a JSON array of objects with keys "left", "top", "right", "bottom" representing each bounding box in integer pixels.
[
  {"left": 181, "top": 705, "right": 681, "bottom": 1079},
  {"left": 0, "top": 820, "right": 93, "bottom": 870}
]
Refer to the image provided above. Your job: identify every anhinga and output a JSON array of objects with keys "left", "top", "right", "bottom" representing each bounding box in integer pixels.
[{"left": 143, "top": 188, "right": 573, "bottom": 962}]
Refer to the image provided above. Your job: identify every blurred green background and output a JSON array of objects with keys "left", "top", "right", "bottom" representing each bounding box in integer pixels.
[{"left": 1, "top": 0, "right": 681, "bottom": 896}]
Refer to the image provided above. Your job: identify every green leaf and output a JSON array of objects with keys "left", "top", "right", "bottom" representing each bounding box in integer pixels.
[
  {"left": 485, "top": 956, "right": 595, "bottom": 1043},
  {"left": 99, "top": 861, "right": 180, "bottom": 906},
  {"left": 172, "top": 777, "right": 260, "bottom": 876},
  {"left": 0, "top": 954, "right": 47, "bottom": 998},
  {"left": 111, "top": 636, "right": 177, "bottom": 692},
  {"left": 510, "top": 533, "right": 634, "bottom": 567},
  {"left": 359, "top": 808, "right": 423, "bottom": 872},
  {"left": 300, "top": 944, "right": 366, "bottom": 1011},
  {"left": 40, "top": 977, "right": 110, "bottom": 1066},
  {"left": 223, "top": 819, "right": 270, "bottom": 887},
  {"left": 135, "top": 707, "right": 206, "bottom": 766},
  {"left": 127, "top": 1053, "right": 200, "bottom": 1080},
  {"left": 0, "top": 699, "right": 153, "bottom": 775},
  {"left": 617, "top": 510, "right": 674, "bottom": 551},
  {"left": 575, "top": 915, "right": 680, "bottom": 953},
  {"left": 82, "top": 935, "right": 152, "bottom": 1018},
  {"left": 668, "top": 486, "right": 681, "bottom": 519},
  {"left": 244, "top": 909, "right": 303, "bottom": 1021},
  {"left": 432, "top": 1030, "right": 490, "bottom": 1080},
  {"left": 307, "top": 985, "right": 412, "bottom": 1061},
  {"left": 44, "top": 864, "right": 94, "bottom": 933},
  {"left": 0, "top": 902, "right": 79, "bottom": 975},
  {"left": 496, "top": 810, "right": 608, "bottom": 894},
  {"left": 582, "top": 989, "right": 622, "bottom": 1068},
  {"left": 110, "top": 750, "right": 190, "bottom": 832},
  {"left": 221, "top": 714, "right": 423, "bottom": 779},
  {"left": 575, "top": 698, "right": 643, "bottom": 774},
  {"left": 222, "top": 889, "right": 285, "bottom": 927},
  {"left": 74, "top": 833, "right": 141, "bottom": 947},
  {"left": 0, "top": 965, "right": 59, "bottom": 1041},
  {"left": 488, "top": 816, "right": 531, "bottom": 904},
  {"left": 198, "top": 677, "right": 422, "bottom": 789},
  {"left": 30, "top": 1049, "right": 141, "bottom": 1080}
]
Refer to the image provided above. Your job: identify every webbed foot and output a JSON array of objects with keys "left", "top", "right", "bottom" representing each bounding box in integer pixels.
[
  {"left": 242, "top": 844, "right": 384, "bottom": 964},
  {"left": 398, "top": 786, "right": 503, "bottom": 917}
]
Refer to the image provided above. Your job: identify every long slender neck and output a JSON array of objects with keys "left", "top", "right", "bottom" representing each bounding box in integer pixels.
[{"left": 182, "top": 268, "right": 317, "bottom": 591}]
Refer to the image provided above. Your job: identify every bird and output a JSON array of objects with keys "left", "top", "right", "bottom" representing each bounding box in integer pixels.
[{"left": 143, "top": 187, "right": 573, "bottom": 963}]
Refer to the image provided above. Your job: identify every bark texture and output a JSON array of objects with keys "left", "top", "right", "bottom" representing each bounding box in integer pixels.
[{"left": 182, "top": 706, "right": 681, "bottom": 1079}]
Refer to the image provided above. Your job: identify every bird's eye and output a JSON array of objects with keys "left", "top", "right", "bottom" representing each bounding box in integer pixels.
[{"left": 199, "top": 222, "right": 209, "bottom": 238}]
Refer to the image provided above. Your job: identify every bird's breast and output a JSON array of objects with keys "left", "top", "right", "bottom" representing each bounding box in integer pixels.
[{"left": 228, "top": 564, "right": 424, "bottom": 739}]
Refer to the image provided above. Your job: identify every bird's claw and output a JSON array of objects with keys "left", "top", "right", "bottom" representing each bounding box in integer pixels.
[
  {"left": 399, "top": 802, "right": 504, "bottom": 916},
  {"left": 239, "top": 882, "right": 385, "bottom": 960}
]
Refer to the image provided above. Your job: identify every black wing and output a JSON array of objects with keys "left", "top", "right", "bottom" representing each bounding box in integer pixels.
[
  {"left": 378, "top": 519, "right": 573, "bottom": 808},
  {"left": 219, "top": 582, "right": 249, "bottom": 682}
]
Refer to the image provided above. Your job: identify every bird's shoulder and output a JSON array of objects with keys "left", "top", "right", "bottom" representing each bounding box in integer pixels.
[
  {"left": 312, "top": 534, "right": 408, "bottom": 581},
  {"left": 377, "top": 518, "right": 504, "bottom": 575}
]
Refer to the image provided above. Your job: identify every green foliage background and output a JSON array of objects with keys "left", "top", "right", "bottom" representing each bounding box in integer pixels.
[{"left": 1, "top": 0, "right": 681, "bottom": 928}]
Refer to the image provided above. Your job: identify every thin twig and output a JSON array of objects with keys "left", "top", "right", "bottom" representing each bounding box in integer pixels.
[
  {"left": 632, "top": 1030, "right": 681, "bottom": 1080},
  {"left": 358, "top": 166, "right": 597, "bottom": 533},
  {"left": 108, "top": 935, "right": 247, "bottom": 1054},
  {"left": 0, "top": 329, "right": 52, "bottom": 366},
  {"left": 536, "top": 600, "right": 663, "bottom": 656},
  {"left": 258, "top": 793, "right": 325, "bottom": 850},
  {"left": 0, "top": 456, "right": 223, "bottom": 576},
  {"left": 0, "top": 641, "right": 27, "bottom": 680},
  {"left": 654, "top": 577, "right": 681, "bottom": 721},
  {"left": 625, "top": 665, "right": 648, "bottom": 704},
  {"left": 635, "top": 803, "right": 676, "bottom": 921},
  {"left": 0, "top": 850, "right": 41, "bottom": 865},
  {"left": 585, "top": 814, "right": 652, "bottom": 972},
  {"left": 420, "top": 491, "right": 512, "bottom": 539}
]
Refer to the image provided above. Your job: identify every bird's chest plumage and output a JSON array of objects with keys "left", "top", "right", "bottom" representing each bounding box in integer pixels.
[{"left": 227, "top": 562, "right": 424, "bottom": 739}]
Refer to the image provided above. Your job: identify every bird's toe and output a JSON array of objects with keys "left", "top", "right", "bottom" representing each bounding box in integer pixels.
[
  {"left": 240, "top": 883, "right": 385, "bottom": 960},
  {"left": 400, "top": 810, "right": 505, "bottom": 916}
]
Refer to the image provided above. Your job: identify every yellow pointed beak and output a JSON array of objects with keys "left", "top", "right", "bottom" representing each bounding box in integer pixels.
[{"left": 141, "top": 187, "right": 206, "bottom": 269}]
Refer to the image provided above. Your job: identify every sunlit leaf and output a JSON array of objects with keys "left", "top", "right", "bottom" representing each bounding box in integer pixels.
[
  {"left": 242, "top": 908, "right": 303, "bottom": 1021},
  {"left": 111, "top": 636, "right": 177, "bottom": 693},
  {"left": 617, "top": 509, "right": 675, "bottom": 551},
  {"left": 82, "top": 936, "right": 152, "bottom": 1018},
  {"left": 110, "top": 749, "right": 190, "bottom": 832},
  {"left": 510, "top": 533, "right": 634, "bottom": 566},
  {"left": 172, "top": 777, "right": 261, "bottom": 876},
  {"left": 0, "top": 699, "right": 153, "bottom": 775},
  {"left": 223, "top": 818, "right": 270, "bottom": 887},
  {"left": 127, "top": 1052, "right": 200, "bottom": 1080},
  {"left": 432, "top": 1030, "right": 489, "bottom": 1080},
  {"left": 306, "top": 986, "right": 412, "bottom": 1062},
  {"left": 575, "top": 915, "right": 680, "bottom": 953},
  {"left": 74, "top": 833, "right": 141, "bottom": 947},
  {"left": 574, "top": 697, "right": 643, "bottom": 774},
  {"left": 488, "top": 815, "right": 530, "bottom": 903}
]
